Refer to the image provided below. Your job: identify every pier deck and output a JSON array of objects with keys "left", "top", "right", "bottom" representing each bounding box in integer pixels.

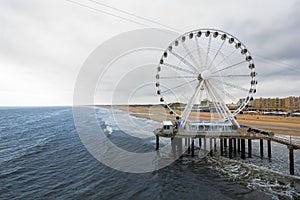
[{"left": 154, "top": 127, "right": 300, "bottom": 149}]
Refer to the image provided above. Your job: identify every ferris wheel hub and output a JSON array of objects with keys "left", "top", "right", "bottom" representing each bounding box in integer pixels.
[{"left": 200, "top": 70, "right": 212, "bottom": 80}]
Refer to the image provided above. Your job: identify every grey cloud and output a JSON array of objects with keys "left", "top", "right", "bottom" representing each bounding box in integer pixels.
[{"left": 1, "top": 0, "right": 299, "bottom": 105}]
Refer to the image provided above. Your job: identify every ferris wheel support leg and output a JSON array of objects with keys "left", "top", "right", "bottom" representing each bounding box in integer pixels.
[
  {"left": 205, "top": 81, "right": 227, "bottom": 119},
  {"left": 206, "top": 81, "right": 232, "bottom": 122},
  {"left": 181, "top": 80, "right": 204, "bottom": 127},
  {"left": 206, "top": 81, "right": 240, "bottom": 129},
  {"left": 231, "top": 117, "right": 240, "bottom": 129}
]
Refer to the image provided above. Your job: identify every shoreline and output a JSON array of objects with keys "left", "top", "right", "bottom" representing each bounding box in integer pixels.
[{"left": 100, "top": 105, "right": 300, "bottom": 136}]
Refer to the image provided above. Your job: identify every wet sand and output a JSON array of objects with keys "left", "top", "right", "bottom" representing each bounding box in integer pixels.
[{"left": 103, "top": 105, "right": 300, "bottom": 136}]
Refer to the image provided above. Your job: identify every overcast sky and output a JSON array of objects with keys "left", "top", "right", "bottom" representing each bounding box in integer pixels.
[{"left": 1, "top": 0, "right": 300, "bottom": 106}]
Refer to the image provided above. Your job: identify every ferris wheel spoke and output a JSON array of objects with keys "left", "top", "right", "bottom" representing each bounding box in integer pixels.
[
  {"left": 182, "top": 42, "right": 200, "bottom": 70},
  {"left": 204, "top": 34, "right": 212, "bottom": 69},
  {"left": 160, "top": 79, "right": 197, "bottom": 94},
  {"left": 215, "top": 48, "right": 238, "bottom": 68},
  {"left": 169, "top": 51, "right": 198, "bottom": 73},
  {"left": 209, "top": 80, "right": 239, "bottom": 103},
  {"left": 211, "top": 60, "right": 247, "bottom": 74},
  {"left": 211, "top": 78, "right": 249, "bottom": 92},
  {"left": 160, "top": 76, "right": 196, "bottom": 79},
  {"left": 210, "top": 74, "right": 250, "bottom": 78},
  {"left": 194, "top": 36, "right": 204, "bottom": 70},
  {"left": 162, "top": 62, "right": 195, "bottom": 74},
  {"left": 208, "top": 39, "right": 226, "bottom": 70}
]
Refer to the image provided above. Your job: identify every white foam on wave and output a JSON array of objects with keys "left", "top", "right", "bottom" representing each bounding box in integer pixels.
[
  {"left": 104, "top": 125, "right": 113, "bottom": 135},
  {"left": 208, "top": 156, "right": 300, "bottom": 199},
  {"left": 95, "top": 107, "right": 161, "bottom": 138}
]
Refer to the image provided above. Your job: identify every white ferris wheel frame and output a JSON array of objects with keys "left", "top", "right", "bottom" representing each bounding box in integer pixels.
[{"left": 155, "top": 28, "right": 257, "bottom": 128}]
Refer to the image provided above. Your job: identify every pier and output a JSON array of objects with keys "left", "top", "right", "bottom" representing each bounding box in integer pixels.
[{"left": 154, "top": 127, "right": 300, "bottom": 175}]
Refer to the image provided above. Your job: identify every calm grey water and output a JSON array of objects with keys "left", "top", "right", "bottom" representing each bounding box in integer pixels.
[{"left": 0, "top": 107, "right": 299, "bottom": 199}]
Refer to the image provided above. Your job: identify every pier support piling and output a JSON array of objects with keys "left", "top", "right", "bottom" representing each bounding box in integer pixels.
[
  {"left": 248, "top": 139, "right": 252, "bottom": 158},
  {"left": 204, "top": 138, "right": 207, "bottom": 151},
  {"left": 199, "top": 138, "right": 202, "bottom": 149},
  {"left": 156, "top": 135, "right": 159, "bottom": 150},
  {"left": 229, "top": 139, "right": 233, "bottom": 159},
  {"left": 191, "top": 139, "right": 195, "bottom": 157},
  {"left": 267, "top": 140, "right": 272, "bottom": 158},
  {"left": 209, "top": 138, "right": 213, "bottom": 157},
  {"left": 187, "top": 138, "right": 191, "bottom": 154},
  {"left": 171, "top": 137, "right": 176, "bottom": 154},
  {"left": 178, "top": 138, "right": 183, "bottom": 155},
  {"left": 241, "top": 139, "right": 246, "bottom": 159},
  {"left": 220, "top": 139, "right": 224, "bottom": 155},
  {"left": 288, "top": 146, "right": 294, "bottom": 175},
  {"left": 224, "top": 139, "right": 227, "bottom": 148},
  {"left": 214, "top": 138, "right": 217, "bottom": 151},
  {"left": 238, "top": 139, "right": 241, "bottom": 153},
  {"left": 233, "top": 138, "right": 237, "bottom": 155},
  {"left": 260, "top": 139, "right": 264, "bottom": 157}
]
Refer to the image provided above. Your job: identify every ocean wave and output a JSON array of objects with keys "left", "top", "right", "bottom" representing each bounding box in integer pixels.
[
  {"left": 208, "top": 156, "right": 300, "bottom": 199},
  {"left": 95, "top": 107, "right": 161, "bottom": 138},
  {"left": 2, "top": 107, "right": 299, "bottom": 199}
]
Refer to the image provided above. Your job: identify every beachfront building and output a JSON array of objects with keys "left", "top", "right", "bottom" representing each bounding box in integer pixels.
[
  {"left": 253, "top": 97, "right": 285, "bottom": 110},
  {"left": 284, "top": 96, "right": 300, "bottom": 109},
  {"left": 248, "top": 96, "right": 300, "bottom": 111}
]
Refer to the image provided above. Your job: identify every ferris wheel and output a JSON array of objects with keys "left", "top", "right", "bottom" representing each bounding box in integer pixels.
[{"left": 155, "top": 29, "right": 257, "bottom": 128}]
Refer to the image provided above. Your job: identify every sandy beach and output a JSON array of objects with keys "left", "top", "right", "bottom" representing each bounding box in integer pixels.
[{"left": 104, "top": 105, "right": 300, "bottom": 136}]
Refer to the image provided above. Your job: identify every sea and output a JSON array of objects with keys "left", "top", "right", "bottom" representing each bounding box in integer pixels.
[{"left": 1, "top": 106, "right": 300, "bottom": 200}]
